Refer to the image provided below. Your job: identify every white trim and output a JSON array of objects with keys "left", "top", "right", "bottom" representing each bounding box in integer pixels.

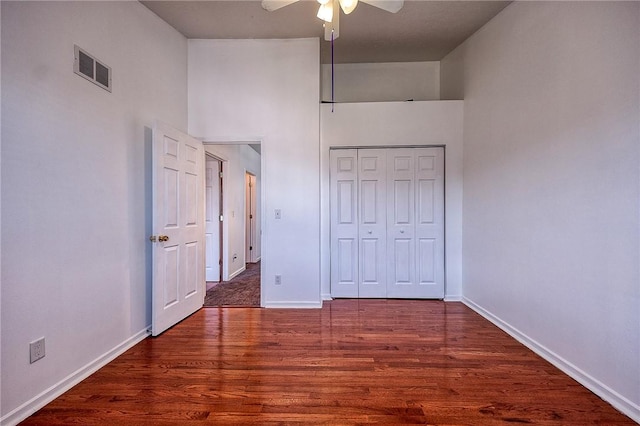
[
  {"left": 1, "top": 328, "right": 150, "bottom": 426},
  {"left": 264, "top": 301, "right": 323, "bottom": 309},
  {"left": 227, "top": 265, "right": 246, "bottom": 281},
  {"left": 444, "top": 294, "right": 462, "bottom": 302},
  {"left": 321, "top": 293, "right": 333, "bottom": 301},
  {"left": 462, "top": 297, "right": 640, "bottom": 423}
]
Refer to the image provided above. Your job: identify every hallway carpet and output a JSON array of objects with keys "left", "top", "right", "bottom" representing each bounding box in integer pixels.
[{"left": 204, "top": 262, "right": 260, "bottom": 307}]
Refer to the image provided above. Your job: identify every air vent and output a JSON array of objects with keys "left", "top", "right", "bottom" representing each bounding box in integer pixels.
[{"left": 74, "top": 45, "right": 112, "bottom": 92}]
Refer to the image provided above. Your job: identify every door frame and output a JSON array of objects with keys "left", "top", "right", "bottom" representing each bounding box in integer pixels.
[{"left": 203, "top": 140, "right": 264, "bottom": 307}]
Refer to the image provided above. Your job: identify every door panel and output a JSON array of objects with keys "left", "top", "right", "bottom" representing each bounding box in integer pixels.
[
  {"left": 393, "top": 180, "right": 412, "bottom": 224},
  {"left": 185, "top": 242, "right": 199, "bottom": 296},
  {"left": 418, "top": 238, "right": 436, "bottom": 283},
  {"left": 358, "top": 149, "right": 386, "bottom": 297},
  {"left": 163, "top": 245, "right": 179, "bottom": 306},
  {"left": 337, "top": 238, "right": 357, "bottom": 284},
  {"left": 330, "top": 150, "right": 358, "bottom": 297},
  {"left": 152, "top": 121, "right": 205, "bottom": 336}
]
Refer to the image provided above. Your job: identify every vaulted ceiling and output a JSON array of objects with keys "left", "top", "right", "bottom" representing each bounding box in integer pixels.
[{"left": 141, "top": 0, "right": 511, "bottom": 63}]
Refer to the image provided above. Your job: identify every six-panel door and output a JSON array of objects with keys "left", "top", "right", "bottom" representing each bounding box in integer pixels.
[{"left": 152, "top": 122, "right": 205, "bottom": 336}]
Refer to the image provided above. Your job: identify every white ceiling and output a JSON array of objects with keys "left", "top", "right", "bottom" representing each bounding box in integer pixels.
[{"left": 141, "top": 0, "right": 511, "bottom": 63}]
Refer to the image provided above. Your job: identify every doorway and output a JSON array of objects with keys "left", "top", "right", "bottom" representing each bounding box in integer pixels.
[{"left": 202, "top": 143, "right": 262, "bottom": 307}]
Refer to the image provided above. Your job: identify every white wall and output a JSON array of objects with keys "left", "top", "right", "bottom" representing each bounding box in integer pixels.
[
  {"left": 321, "top": 62, "right": 440, "bottom": 103},
  {"left": 320, "top": 101, "right": 464, "bottom": 300},
  {"left": 1, "top": 2, "right": 187, "bottom": 422},
  {"left": 439, "top": 49, "right": 464, "bottom": 101},
  {"left": 188, "top": 39, "right": 321, "bottom": 307},
  {"left": 204, "top": 144, "right": 261, "bottom": 279},
  {"left": 444, "top": 2, "right": 640, "bottom": 420}
]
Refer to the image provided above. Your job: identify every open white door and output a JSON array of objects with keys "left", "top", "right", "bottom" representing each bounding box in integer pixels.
[{"left": 151, "top": 121, "right": 205, "bottom": 336}]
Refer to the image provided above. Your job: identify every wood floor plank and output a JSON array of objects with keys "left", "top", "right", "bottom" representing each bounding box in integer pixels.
[{"left": 20, "top": 300, "right": 635, "bottom": 425}]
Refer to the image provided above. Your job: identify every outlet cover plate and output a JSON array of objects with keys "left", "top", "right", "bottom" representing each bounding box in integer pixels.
[{"left": 30, "top": 337, "right": 45, "bottom": 364}]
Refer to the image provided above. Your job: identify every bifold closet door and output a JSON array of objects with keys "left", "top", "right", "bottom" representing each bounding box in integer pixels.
[
  {"left": 330, "top": 147, "right": 444, "bottom": 299},
  {"left": 387, "top": 148, "right": 444, "bottom": 298}
]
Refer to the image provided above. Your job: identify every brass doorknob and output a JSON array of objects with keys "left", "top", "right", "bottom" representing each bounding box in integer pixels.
[{"left": 158, "top": 235, "right": 169, "bottom": 242}]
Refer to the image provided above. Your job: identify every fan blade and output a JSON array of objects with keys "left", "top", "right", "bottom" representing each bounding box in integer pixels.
[
  {"left": 360, "top": 0, "right": 403, "bottom": 13},
  {"left": 261, "top": 0, "right": 300, "bottom": 12},
  {"left": 324, "top": 0, "right": 340, "bottom": 40}
]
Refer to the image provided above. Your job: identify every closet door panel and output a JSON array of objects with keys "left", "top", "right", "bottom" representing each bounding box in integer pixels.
[
  {"left": 386, "top": 149, "right": 416, "bottom": 298},
  {"left": 330, "top": 150, "right": 358, "bottom": 297},
  {"left": 415, "top": 148, "right": 445, "bottom": 298},
  {"left": 358, "top": 150, "right": 387, "bottom": 298}
]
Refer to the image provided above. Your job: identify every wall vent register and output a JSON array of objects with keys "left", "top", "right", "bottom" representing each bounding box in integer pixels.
[{"left": 74, "top": 45, "right": 112, "bottom": 92}]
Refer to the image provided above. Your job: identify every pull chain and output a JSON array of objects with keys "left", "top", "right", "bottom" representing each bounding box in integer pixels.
[{"left": 331, "top": 28, "right": 335, "bottom": 112}]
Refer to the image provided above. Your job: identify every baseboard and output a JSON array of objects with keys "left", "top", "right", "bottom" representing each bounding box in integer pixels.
[
  {"left": 1, "top": 327, "right": 150, "bottom": 426},
  {"left": 228, "top": 265, "right": 246, "bottom": 280},
  {"left": 444, "top": 294, "right": 462, "bottom": 302},
  {"left": 321, "top": 293, "right": 333, "bottom": 301},
  {"left": 462, "top": 297, "right": 640, "bottom": 423},
  {"left": 264, "top": 301, "right": 323, "bottom": 309}
]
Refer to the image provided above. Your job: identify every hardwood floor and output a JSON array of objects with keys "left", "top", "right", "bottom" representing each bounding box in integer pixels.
[{"left": 22, "top": 300, "right": 634, "bottom": 425}]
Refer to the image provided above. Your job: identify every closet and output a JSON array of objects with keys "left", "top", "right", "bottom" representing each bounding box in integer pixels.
[{"left": 330, "top": 147, "right": 444, "bottom": 299}]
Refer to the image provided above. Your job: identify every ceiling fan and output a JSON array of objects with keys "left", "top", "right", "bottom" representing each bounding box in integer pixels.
[{"left": 261, "top": 0, "right": 404, "bottom": 41}]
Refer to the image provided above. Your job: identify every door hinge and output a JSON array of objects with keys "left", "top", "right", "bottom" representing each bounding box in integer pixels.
[
  {"left": 219, "top": 172, "right": 223, "bottom": 178},
  {"left": 250, "top": 246, "right": 253, "bottom": 251},
  {"left": 219, "top": 215, "right": 224, "bottom": 222},
  {"left": 249, "top": 214, "right": 253, "bottom": 219}
]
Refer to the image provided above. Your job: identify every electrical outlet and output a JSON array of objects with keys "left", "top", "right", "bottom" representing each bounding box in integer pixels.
[
  {"left": 30, "top": 337, "right": 45, "bottom": 364},
  {"left": 275, "top": 275, "right": 282, "bottom": 285}
]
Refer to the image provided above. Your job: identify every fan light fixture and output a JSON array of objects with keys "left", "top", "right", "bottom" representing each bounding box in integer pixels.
[
  {"left": 261, "top": 0, "right": 403, "bottom": 110},
  {"left": 261, "top": 0, "right": 404, "bottom": 41},
  {"left": 318, "top": 0, "right": 358, "bottom": 23},
  {"left": 339, "top": 0, "right": 358, "bottom": 14},
  {"left": 317, "top": 0, "right": 334, "bottom": 22}
]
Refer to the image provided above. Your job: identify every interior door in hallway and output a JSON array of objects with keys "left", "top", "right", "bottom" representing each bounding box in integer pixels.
[
  {"left": 245, "top": 172, "right": 257, "bottom": 263},
  {"left": 205, "top": 157, "right": 222, "bottom": 282}
]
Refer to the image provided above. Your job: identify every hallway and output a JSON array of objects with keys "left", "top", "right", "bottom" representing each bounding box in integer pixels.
[{"left": 204, "top": 262, "right": 260, "bottom": 307}]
